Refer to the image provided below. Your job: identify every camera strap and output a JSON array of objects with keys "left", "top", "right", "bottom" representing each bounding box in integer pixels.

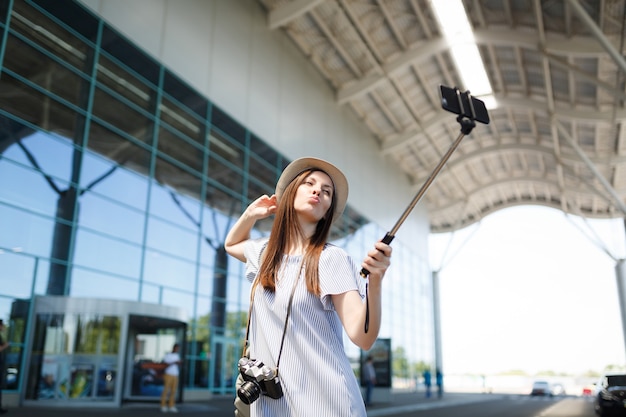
[{"left": 242, "top": 257, "right": 305, "bottom": 370}]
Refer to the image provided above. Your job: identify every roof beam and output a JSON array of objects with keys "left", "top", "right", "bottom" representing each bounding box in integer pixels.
[
  {"left": 568, "top": 0, "right": 626, "bottom": 75},
  {"left": 556, "top": 120, "right": 626, "bottom": 216},
  {"left": 267, "top": 0, "right": 323, "bottom": 30},
  {"left": 381, "top": 97, "right": 626, "bottom": 154},
  {"left": 545, "top": 53, "right": 626, "bottom": 102},
  {"left": 337, "top": 29, "right": 607, "bottom": 104}
]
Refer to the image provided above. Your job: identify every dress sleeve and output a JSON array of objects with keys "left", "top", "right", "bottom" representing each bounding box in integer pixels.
[
  {"left": 243, "top": 238, "right": 268, "bottom": 283},
  {"left": 318, "top": 244, "right": 366, "bottom": 311}
]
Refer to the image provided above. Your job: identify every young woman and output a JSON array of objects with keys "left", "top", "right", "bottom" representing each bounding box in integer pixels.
[{"left": 225, "top": 157, "right": 392, "bottom": 417}]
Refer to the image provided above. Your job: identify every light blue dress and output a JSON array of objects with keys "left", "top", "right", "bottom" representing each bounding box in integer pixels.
[{"left": 243, "top": 238, "right": 367, "bottom": 417}]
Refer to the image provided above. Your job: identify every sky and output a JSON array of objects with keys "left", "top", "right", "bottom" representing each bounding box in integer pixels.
[{"left": 428, "top": 205, "right": 626, "bottom": 376}]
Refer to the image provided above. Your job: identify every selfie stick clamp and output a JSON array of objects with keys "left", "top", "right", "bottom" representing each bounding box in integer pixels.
[{"left": 359, "top": 86, "right": 489, "bottom": 332}]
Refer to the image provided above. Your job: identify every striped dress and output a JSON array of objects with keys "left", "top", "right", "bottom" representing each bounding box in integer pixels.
[{"left": 243, "top": 238, "right": 367, "bottom": 417}]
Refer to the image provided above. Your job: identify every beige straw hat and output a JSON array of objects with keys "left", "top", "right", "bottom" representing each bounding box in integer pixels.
[{"left": 275, "top": 157, "right": 349, "bottom": 222}]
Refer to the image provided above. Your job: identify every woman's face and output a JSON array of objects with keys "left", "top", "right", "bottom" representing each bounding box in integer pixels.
[{"left": 293, "top": 170, "right": 334, "bottom": 224}]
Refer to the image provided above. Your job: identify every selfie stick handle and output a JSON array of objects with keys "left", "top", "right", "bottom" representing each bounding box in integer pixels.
[{"left": 360, "top": 124, "right": 473, "bottom": 278}]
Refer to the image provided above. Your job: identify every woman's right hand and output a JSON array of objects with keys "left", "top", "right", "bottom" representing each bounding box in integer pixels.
[
  {"left": 246, "top": 194, "right": 277, "bottom": 220},
  {"left": 225, "top": 194, "right": 277, "bottom": 262}
]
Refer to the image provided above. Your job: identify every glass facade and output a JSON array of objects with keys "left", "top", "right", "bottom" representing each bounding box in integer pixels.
[{"left": 0, "top": 0, "right": 435, "bottom": 405}]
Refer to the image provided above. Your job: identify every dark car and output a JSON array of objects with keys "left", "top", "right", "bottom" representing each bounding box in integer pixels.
[
  {"left": 530, "top": 380, "right": 553, "bottom": 396},
  {"left": 594, "top": 373, "right": 626, "bottom": 416}
]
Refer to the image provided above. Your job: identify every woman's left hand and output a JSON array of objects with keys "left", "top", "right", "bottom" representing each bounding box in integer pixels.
[{"left": 361, "top": 241, "right": 392, "bottom": 283}]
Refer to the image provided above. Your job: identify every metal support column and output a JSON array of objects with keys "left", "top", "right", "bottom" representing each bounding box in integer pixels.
[
  {"left": 616, "top": 258, "right": 626, "bottom": 359},
  {"left": 432, "top": 270, "right": 443, "bottom": 380}
]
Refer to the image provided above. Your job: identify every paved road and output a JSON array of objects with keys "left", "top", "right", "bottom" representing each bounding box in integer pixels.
[
  {"left": 390, "top": 394, "right": 596, "bottom": 417},
  {"left": 2, "top": 392, "right": 595, "bottom": 417}
]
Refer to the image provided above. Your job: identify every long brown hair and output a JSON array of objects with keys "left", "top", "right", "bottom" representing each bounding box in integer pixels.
[{"left": 258, "top": 169, "right": 336, "bottom": 295}]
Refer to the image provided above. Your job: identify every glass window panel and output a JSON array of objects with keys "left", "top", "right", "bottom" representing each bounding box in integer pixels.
[
  {"left": 193, "top": 298, "right": 211, "bottom": 327},
  {"left": 157, "top": 126, "right": 204, "bottom": 176},
  {"left": 163, "top": 71, "right": 207, "bottom": 119},
  {"left": 0, "top": 73, "right": 81, "bottom": 141},
  {"left": 148, "top": 178, "right": 201, "bottom": 235},
  {"left": 189, "top": 299, "right": 211, "bottom": 389},
  {"left": 96, "top": 54, "right": 156, "bottom": 114},
  {"left": 72, "top": 314, "right": 120, "bottom": 357},
  {"left": 142, "top": 249, "right": 196, "bottom": 293},
  {"left": 63, "top": 314, "right": 78, "bottom": 354},
  {"left": 184, "top": 356, "right": 208, "bottom": 388},
  {"left": 32, "top": 258, "right": 51, "bottom": 295},
  {"left": 211, "top": 105, "right": 246, "bottom": 148},
  {"left": 80, "top": 149, "right": 149, "bottom": 212},
  {"left": 0, "top": 0, "right": 8, "bottom": 20},
  {"left": 21, "top": 132, "right": 75, "bottom": 184},
  {"left": 10, "top": 0, "right": 95, "bottom": 75},
  {"left": 79, "top": 192, "right": 145, "bottom": 246},
  {"left": 31, "top": 0, "right": 99, "bottom": 40},
  {"left": 139, "top": 281, "right": 163, "bottom": 305},
  {"left": 160, "top": 289, "right": 195, "bottom": 319},
  {"left": 153, "top": 156, "right": 203, "bottom": 213},
  {"left": 208, "top": 129, "right": 244, "bottom": 173},
  {"left": 203, "top": 182, "right": 243, "bottom": 229},
  {"left": 2, "top": 33, "right": 88, "bottom": 108},
  {"left": 73, "top": 228, "right": 142, "bottom": 278},
  {"left": 0, "top": 204, "right": 55, "bottom": 261},
  {"left": 100, "top": 26, "right": 160, "bottom": 86},
  {"left": 225, "top": 261, "right": 248, "bottom": 305},
  {"left": 248, "top": 154, "right": 276, "bottom": 194},
  {"left": 160, "top": 94, "right": 206, "bottom": 144},
  {"left": 0, "top": 297, "right": 26, "bottom": 392},
  {"left": 0, "top": 252, "right": 36, "bottom": 299},
  {"left": 70, "top": 267, "right": 139, "bottom": 300},
  {"left": 0, "top": 297, "right": 13, "bottom": 324},
  {"left": 5, "top": 343, "right": 23, "bottom": 392},
  {"left": 100, "top": 316, "right": 121, "bottom": 355},
  {"left": 198, "top": 207, "right": 226, "bottom": 264},
  {"left": 25, "top": 313, "right": 64, "bottom": 399},
  {"left": 91, "top": 85, "right": 154, "bottom": 143},
  {"left": 207, "top": 154, "right": 241, "bottom": 200},
  {"left": 41, "top": 314, "right": 66, "bottom": 353},
  {"left": 86, "top": 121, "right": 152, "bottom": 192},
  {"left": 196, "top": 265, "right": 214, "bottom": 298},
  {"left": 249, "top": 134, "right": 277, "bottom": 166},
  {"left": 74, "top": 314, "right": 99, "bottom": 354}
]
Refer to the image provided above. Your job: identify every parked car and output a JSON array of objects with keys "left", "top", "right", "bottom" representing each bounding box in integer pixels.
[
  {"left": 594, "top": 373, "right": 626, "bottom": 416},
  {"left": 583, "top": 384, "right": 596, "bottom": 396},
  {"left": 530, "top": 380, "right": 553, "bottom": 396},
  {"left": 551, "top": 383, "right": 566, "bottom": 396}
]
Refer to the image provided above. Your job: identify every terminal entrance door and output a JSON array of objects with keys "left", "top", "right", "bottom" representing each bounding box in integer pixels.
[
  {"left": 123, "top": 315, "right": 186, "bottom": 402},
  {"left": 209, "top": 334, "right": 238, "bottom": 395}
]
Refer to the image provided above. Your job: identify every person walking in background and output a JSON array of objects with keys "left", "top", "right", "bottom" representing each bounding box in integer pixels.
[
  {"left": 160, "top": 343, "right": 181, "bottom": 413},
  {"left": 422, "top": 368, "right": 432, "bottom": 398},
  {"left": 0, "top": 320, "right": 10, "bottom": 414},
  {"left": 363, "top": 355, "right": 376, "bottom": 407},
  {"left": 436, "top": 368, "right": 443, "bottom": 398},
  {"left": 225, "top": 157, "right": 392, "bottom": 417}
]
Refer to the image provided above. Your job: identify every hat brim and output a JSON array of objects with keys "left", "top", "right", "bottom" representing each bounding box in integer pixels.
[{"left": 275, "top": 157, "right": 348, "bottom": 222}]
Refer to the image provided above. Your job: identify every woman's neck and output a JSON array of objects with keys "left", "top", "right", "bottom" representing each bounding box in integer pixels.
[{"left": 287, "top": 226, "right": 311, "bottom": 255}]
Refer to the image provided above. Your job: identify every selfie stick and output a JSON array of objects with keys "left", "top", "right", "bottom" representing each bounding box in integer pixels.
[{"left": 360, "top": 86, "right": 488, "bottom": 279}]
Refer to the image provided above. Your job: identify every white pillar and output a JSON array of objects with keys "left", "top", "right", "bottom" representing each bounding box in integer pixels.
[
  {"left": 432, "top": 270, "right": 443, "bottom": 374},
  {"left": 616, "top": 259, "right": 626, "bottom": 357}
]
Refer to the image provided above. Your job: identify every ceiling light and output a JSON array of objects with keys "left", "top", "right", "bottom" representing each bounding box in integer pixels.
[{"left": 430, "top": 0, "right": 497, "bottom": 109}]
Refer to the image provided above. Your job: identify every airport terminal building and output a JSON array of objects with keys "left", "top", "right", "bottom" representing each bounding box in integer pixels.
[{"left": 0, "top": 0, "right": 436, "bottom": 407}]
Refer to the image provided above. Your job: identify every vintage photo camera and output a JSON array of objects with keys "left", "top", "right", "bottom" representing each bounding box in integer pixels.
[{"left": 236, "top": 357, "right": 283, "bottom": 405}]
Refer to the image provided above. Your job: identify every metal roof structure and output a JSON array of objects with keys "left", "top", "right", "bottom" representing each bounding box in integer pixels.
[{"left": 254, "top": 0, "right": 626, "bottom": 233}]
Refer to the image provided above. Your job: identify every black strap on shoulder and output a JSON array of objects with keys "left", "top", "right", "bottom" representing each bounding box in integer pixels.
[{"left": 242, "top": 256, "right": 305, "bottom": 369}]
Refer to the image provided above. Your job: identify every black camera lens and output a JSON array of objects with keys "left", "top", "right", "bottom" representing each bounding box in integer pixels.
[{"left": 237, "top": 381, "right": 262, "bottom": 405}]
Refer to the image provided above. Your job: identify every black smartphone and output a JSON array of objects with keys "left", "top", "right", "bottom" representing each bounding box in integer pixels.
[{"left": 439, "top": 85, "right": 490, "bottom": 124}]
